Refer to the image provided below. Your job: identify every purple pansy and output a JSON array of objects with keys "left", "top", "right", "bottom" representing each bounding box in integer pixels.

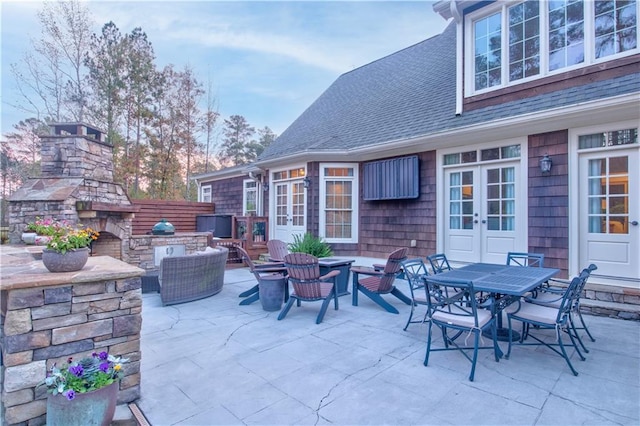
[
  {"left": 65, "top": 390, "right": 75, "bottom": 400},
  {"left": 99, "top": 362, "right": 110, "bottom": 373},
  {"left": 98, "top": 351, "right": 109, "bottom": 360},
  {"left": 69, "top": 365, "right": 83, "bottom": 377}
]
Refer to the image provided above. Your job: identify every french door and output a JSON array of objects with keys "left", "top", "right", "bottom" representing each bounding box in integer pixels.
[
  {"left": 579, "top": 149, "right": 639, "bottom": 281},
  {"left": 272, "top": 180, "right": 306, "bottom": 243},
  {"left": 444, "top": 162, "right": 524, "bottom": 264}
]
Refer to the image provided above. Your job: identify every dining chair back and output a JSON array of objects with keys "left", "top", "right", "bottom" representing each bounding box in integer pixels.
[
  {"left": 427, "top": 253, "right": 453, "bottom": 274},
  {"left": 506, "top": 252, "right": 544, "bottom": 268},
  {"left": 278, "top": 253, "right": 339, "bottom": 324},
  {"left": 399, "top": 258, "right": 430, "bottom": 330},
  {"left": 424, "top": 278, "right": 500, "bottom": 381}
]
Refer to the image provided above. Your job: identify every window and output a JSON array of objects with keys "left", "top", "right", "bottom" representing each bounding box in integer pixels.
[
  {"left": 242, "top": 180, "right": 260, "bottom": 216},
  {"left": 466, "top": 0, "right": 639, "bottom": 95},
  {"left": 320, "top": 164, "right": 358, "bottom": 243},
  {"left": 201, "top": 185, "right": 212, "bottom": 203}
]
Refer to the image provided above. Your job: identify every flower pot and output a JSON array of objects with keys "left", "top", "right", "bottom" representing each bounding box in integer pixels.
[
  {"left": 46, "top": 381, "right": 118, "bottom": 426},
  {"left": 259, "top": 275, "right": 286, "bottom": 311},
  {"left": 35, "top": 235, "right": 52, "bottom": 246},
  {"left": 42, "top": 247, "right": 90, "bottom": 273},
  {"left": 22, "top": 232, "right": 37, "bottom": 245}
]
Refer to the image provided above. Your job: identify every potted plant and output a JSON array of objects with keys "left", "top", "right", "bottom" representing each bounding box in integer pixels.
[
  {"left": 23, "top": 216, "right": 61, "bottom": 245},
  {"left": 35, "top": 219, "right": 100, "bottom": 272},
  {"left": 39, "top": 351, "right": 127, "bottom": 426},
  {"left": 288, "top": 233, "right": 333, "bottom": 258}
]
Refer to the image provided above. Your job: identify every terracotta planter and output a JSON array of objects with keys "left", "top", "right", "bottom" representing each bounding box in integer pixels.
[
  {"left": 46, "top": 381, "right": 118, "bottom": 426},
  {"left": 42, "top": 247, "right": 89, "bottom": 273}
]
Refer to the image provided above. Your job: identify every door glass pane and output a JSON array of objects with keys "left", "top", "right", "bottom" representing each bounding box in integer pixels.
[
  {"left": 486, "top": 166, "right": 515, "bottom": 231},
  {"left": 291, "top": 183, "right": 305, "bottom": 226},
  {"left": 449, "top": 171, "right": 474, "bottom": 230},
  {"left": 587, "top": 156, "right": 630, "bottom": 234},
  {"left": 276, "top": 184, "right": 288, "bottom": 226}
]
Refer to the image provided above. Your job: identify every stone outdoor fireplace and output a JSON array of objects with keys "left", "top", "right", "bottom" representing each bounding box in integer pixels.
[
  {"left": 8, "top": 122, "right": 211, "bottom": 270},
  {"left": 8, "top": 123, "right": 138, "bottom": 259}
]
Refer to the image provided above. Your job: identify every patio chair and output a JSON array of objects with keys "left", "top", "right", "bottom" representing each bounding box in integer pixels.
[
  {"left": 400, "top": 258, "right": 431, "bottom": 330},
  {"left": 351, "top": 248, "right": 412, "bottom": 314},
  {"left": 278, "top": 253, "right": 340, "bottom": 324},
  {"left": 506, "top": 252, "right": 544, "bottom": 267},
  {"left": 423, "top": 277, "right": 500, "bottom": 382},
  {"left": 267, "top": 239, "right": 289, "bottom": 262},
  {"left": 506, "top": 271, "right": 589, "bottom": 376},
  {"left": 526, "top": 264, "right": 598, "bottom": 351},
  {"left": 237, "top": 246, "right": 288, "bottom": 306},
  {"left": 426, "top": 253, "right": 453, "bottom": 274}
]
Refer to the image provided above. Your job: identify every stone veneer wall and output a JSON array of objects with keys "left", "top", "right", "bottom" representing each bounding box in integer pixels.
[
  {"left": 0, "top": 256, "right": 144, "bottom": 425},
  {"left": 125, "top": 232, "right": 212, "bottom": 271}
]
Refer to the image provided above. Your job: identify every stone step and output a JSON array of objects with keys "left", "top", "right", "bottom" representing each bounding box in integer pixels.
[{"left": 581, "top": 298, "right": 640, "bottom": 321}]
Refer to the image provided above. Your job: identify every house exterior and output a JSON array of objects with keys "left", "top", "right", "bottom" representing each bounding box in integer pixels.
[{"left": 193, "top": 1, "right": 639, "bottom": 299}]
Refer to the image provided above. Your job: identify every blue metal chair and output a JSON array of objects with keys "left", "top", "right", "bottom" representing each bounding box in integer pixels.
[
  {"left": 423, "top": 278, "right": 500, "bottom": 381},
  {"left": 506, "top": 252, "right": 544, "bottom": 267},
  {"left": 400, "top": 258, "right": 430, "bottom": 330},
  {"left": 351, "top": 248, "right": 412, "bottom": 314},
  {"left": 426, "top": 253, "right": 453, "bottom": 274},
  {"left": 526, "top": 264, "right": 598, "bottom": 351},
  {"left": 506, "top": 271, "right": 589, "bottom": 376}
]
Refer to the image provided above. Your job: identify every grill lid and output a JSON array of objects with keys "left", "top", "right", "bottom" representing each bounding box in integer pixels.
[{"left": 152, "top": 219, "right": 175, "bottom": 235}]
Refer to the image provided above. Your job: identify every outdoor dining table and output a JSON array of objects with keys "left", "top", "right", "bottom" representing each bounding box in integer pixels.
[{"left": 425, "top": 263, "right": 560, "bottom": 344}]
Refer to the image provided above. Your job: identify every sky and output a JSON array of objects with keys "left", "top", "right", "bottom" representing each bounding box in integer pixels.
[{"left": 0, "top": 0, "right": 449, "bottom": 141}]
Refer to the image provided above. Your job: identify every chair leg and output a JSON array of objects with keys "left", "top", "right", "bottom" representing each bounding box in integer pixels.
[
  {"left": 568, "top": 313, "right": 589, "bottom": 354},
  {"left": 556, "top": 326, "right": 579, "bottom": 376},
  {"left": 576, "top": 308, "right": 596, "bottom": 342},
  {"left": 239, "top": 284, "right": 258, "bottom": 298},
  {"left": 359, "top": 287, "right": 399, "bottom": 314},
  {"left": 316, "top": 291, "right": 335, "bottom": 324},
  {"left": 468, "top": 330, "right": 480, "bottom": 382},
  {"left": 277, "top": 297, "right": 295, "bottom": 321},
  {"left": 390, "top": 287, "right": 412, "bottom": 305},
  {"left": 424, "top": 322, "right": 433, "bottom": 366},
  {"left": 352, "top": 275, "right": 359, "bottom": 306},
  {"left": 239, "top": 292, "right": 260, "bottom": 306},
  {"left": 403, "top": 304, "right": 415, "bottom": 331}
]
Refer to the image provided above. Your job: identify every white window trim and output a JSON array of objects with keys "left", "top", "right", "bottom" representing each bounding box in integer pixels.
[
  {"left": 200, "top": 185, "right": 212, "bottom": 203},
  {"left": 464, "top": 0, "right": 640, "bottom": 97},
  {"left": 319, "top": 163, "right": 359, "bottom": 244},
  {"left": 242, "top": 179, "right": 261, "bottom": 216}
]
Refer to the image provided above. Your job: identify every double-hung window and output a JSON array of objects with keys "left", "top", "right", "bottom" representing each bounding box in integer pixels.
[
  {"left": 466, "top": 0, "right": 639, "bottom": 95},
  {"left": 200, "top": 185, "right": 212, "bottom": 203},
  {"left": 319, "top": 164, "right": 358, "bottom": 243}
]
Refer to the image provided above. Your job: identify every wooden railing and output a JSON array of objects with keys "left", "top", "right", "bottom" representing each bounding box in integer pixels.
[{"left": 234, "top": 216, "right": 269, "bottom": 257}]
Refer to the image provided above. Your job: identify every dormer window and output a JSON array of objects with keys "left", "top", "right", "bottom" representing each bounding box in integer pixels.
[{"left": 465, "top": 0, "right": 638, "bottom": 96}]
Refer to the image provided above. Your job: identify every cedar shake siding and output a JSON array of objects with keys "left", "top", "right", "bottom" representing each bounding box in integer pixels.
[
  {"left": 357, "top": 151, "right": 436, "bottom": 258},
  {"left": 528, "top": 130, "right": 569, "bottom": 276},
  {"left": 210, "top": 176, "right": 245, "bottom": 216}
]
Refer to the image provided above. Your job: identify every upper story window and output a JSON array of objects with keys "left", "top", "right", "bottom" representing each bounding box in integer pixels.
[{"left": 466, "top": 0, "right": 638, "bottom": 96}]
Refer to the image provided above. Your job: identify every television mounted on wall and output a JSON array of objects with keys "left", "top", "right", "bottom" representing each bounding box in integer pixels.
[{"left": 363, "top": 155, "right": 419, "bottom": 201}]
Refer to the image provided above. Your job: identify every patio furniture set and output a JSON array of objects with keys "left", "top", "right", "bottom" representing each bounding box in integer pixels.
[{"left": 235, "top": 242, "right": 598, "bottom": 381}]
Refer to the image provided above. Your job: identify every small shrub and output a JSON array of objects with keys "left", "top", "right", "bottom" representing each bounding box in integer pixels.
[{"left": 288, "top": 233, "right": 333, "bottom": 258}]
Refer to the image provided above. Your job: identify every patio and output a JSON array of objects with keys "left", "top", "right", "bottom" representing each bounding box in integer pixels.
[{"left": 136, "top": 261, "right": 640, "bottom": 425}]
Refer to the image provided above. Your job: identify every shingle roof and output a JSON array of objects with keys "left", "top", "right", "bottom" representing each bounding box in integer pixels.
[{"left": 260, "top": 22, "right": 639, "bottom": 161}]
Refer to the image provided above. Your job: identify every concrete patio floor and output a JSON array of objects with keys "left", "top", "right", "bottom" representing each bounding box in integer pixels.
[{"left": 136, "top": 261, "right": 640, "bottom": 425}]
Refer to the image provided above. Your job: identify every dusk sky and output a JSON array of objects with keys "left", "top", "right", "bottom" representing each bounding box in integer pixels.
[{"left": 1, "top": 1, "right": 449, "bottom": 142}]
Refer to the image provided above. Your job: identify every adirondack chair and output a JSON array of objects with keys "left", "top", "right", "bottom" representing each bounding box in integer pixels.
[
  {"left": 351, "top": 248, "right": 412, "bottom": 314},
  {"left": 237, "top": 246, "right": 287, "bottom": 306},
  {"left": 278, "top": 253, "right": 339, "bottom": 324},
  {"left": 267, "top": 239, "right": 288, "bottom": 262}
]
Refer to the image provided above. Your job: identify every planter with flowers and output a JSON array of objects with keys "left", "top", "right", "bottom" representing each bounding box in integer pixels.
[
  {"left": 23, "top": 216, "right": 61, "bottom": 245},
  {"left": 29, "top": 218, "right": 100, "bottom": 272},
  {"left": 39, "top": 351, "right": 127, "bottom": 426}
]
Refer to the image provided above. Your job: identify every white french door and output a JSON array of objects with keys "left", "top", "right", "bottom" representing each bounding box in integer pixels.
[
  {"left": 444, "top": 161, "right": 524, "bottom": 264},
  {"left": 579, "top": 149, "right": 639, "bottom": 282},
  {"left": 273, "top": 180, "right": 306, "bottom": 243}
]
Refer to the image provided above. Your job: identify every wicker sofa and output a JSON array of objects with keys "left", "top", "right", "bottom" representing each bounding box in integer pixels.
[{"left": 158, "top": 246, "right": 228, "bottom": 306}]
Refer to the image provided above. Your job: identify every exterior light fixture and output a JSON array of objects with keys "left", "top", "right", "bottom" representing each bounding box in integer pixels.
[
  {"left": 303, "top": 176, "right": 311, "bottom": 188},
  {"left": 262, "top": 182, "right": 269, "bottom": 192},
  {"left": 539, "top": 154, "right": 552, "bottom": 173}
]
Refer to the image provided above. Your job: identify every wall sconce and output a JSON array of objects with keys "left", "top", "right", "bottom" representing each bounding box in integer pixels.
[
  {"left": 303, "top": 176, "right": 311, "bottom": 188},
  {"left": 262, "top": 183, "right": 269, "bottom": 192},
  {"left": 539, "top": 154, "right": 552, "bottom": 173}
]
